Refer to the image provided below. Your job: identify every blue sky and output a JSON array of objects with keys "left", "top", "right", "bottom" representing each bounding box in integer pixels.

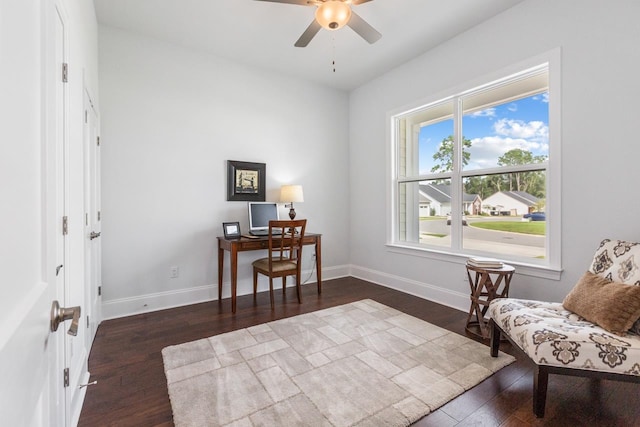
[{"left": 419, "top": 92, "right": 549, "bottom": 173}]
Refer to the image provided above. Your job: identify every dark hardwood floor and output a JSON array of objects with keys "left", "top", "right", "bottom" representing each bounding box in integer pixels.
[{"left": 78, "top": 277, "right": 640, "bottom": 426}]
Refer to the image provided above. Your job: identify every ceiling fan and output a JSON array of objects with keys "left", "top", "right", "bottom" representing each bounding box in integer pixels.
[{"left": 256, "top": 0, "right": 382, "bottom": 47}]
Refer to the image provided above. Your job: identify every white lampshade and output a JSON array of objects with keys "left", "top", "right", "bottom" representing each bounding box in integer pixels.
[
  {"left": 280, "top": 185, "right": 304, "bottom": 203},
  {"left": 315, "top": 1, "right": 352, "bottom": 31}
]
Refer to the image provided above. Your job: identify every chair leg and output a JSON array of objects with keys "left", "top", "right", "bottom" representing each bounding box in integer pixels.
[
  {"left": 253, "top": 268, "right": 258, "bottom": 301},
  {"left": 282, "top": 276, "right": 287, "bottom": 294},
  {"left": 489, "top": 319, "right": 500, "bottom": 357},
  {"left": 533, "top": 365, "right": 549, "bottom": 418},
  {"left": 269, "top": 277, "right": 274, "bottom": 309},
  {"left": 296, "top": 275, "right": 302, "bottom": 304}
]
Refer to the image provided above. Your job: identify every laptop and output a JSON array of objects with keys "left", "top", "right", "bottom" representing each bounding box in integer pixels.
[{"left": 247, "top": 202, "right": 281, "bottom": 236}]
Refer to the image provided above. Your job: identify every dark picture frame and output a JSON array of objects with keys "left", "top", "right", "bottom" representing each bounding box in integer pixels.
[
  {"left": 222, "top": 221, "right": 241, "bottom": 239},
  {"left": 227, "top": 160, "right": 266, "bottom": 202}
]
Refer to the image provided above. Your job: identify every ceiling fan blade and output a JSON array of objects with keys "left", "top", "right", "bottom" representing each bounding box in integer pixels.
[
  {"left": 294, "top": 20, "right": 322, "bottom": 47},
  {"left": 351, "top": 0, "right": 374, "bottom": 5},
  {"left": 254, "top": 0, "right": 313, "bottom": 5},
  {"left": 347, "top": 11, "right": 381, "bottom": 44}
]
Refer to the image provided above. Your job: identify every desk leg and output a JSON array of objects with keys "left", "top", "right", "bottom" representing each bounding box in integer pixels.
[
  {"left": 315, "top": 236, "right": 322, "bottom": 294},
  {"left": 218, "top": 245, "right": 224, "bottom": 303},
  {"left": 231, "top": 246, "right": 238, "bottom": 313}
]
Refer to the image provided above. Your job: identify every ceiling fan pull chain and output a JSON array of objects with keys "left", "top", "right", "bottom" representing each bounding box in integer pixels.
[{"left": 332, "top": 35, "right": 337, "bottom": 73}]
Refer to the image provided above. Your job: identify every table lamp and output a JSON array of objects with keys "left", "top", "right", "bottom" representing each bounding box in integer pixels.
[{"left": 280, "top": 185, "right": 304, "bottom": 220}]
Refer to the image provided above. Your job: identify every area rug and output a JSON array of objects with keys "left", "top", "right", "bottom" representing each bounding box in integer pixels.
[{"left": 161, "top": 299, "right": 514, "bottom": 426}]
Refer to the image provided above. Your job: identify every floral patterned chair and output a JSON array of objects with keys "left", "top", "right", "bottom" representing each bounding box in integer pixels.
[{"left": 489, "top": 239, "right": 640, "bottom": 417}]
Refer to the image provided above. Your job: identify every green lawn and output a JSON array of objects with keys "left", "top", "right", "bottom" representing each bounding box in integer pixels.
[{"left": 470, "top": 220, "right": 545, "bottom": 235}]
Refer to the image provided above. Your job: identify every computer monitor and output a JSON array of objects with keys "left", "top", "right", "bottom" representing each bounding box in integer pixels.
[{"left": 247, "top": 202, "right": 280, "bottom": 235}]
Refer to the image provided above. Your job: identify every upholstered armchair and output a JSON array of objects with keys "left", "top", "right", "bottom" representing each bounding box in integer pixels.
[{"left": 489, "top": 239, "right": 640, "bottom": 417}]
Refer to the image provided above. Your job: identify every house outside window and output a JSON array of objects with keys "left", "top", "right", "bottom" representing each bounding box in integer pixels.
[{"left": 390, "top": 57, "right": 560, "bottom": 271}]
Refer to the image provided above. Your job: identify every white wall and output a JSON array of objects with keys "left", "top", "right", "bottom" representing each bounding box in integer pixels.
[
  {"left": 349, "top": 0, "right": 640, "bottom": 309},
  {"left": 99, "top": 26, "right": 350, "bottom": 318}
]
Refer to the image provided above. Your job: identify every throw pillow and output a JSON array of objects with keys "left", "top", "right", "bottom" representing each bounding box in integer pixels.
[{"left": 563, "top": 271, "right": 640, "bottom": 335}]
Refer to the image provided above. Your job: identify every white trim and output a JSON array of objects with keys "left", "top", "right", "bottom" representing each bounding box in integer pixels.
[
  {"left": 386, "top": 243, "right": 562, "bottom": 280},
  {"left": 101, "top": 265, "right": 350, "bottom": 319},
  {"left": 546, "top": 47, "right": 562, "bottom": 271},
  {"left": 101, "top": 285, "right": 217, "bottom": 320},
  {"left": 349, "top": 265, "right": 469, "bottom": 313}
]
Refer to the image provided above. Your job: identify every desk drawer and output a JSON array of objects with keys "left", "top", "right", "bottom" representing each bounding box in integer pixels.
[{"left": 241, "top": 240, "right": 269, "bottom": 250}]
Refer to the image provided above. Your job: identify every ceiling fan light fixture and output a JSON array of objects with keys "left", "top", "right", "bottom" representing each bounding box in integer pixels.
[{"left": 315, "top": 1, "right": 352, "bottom": 31}]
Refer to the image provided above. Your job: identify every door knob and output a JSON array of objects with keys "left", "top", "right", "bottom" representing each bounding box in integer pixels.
[
  {"left": 90, "top": 231, "right": 101, "bottom": 240},
  {"left": 50, "top": 300, "right": 81, "bottom": 336}
]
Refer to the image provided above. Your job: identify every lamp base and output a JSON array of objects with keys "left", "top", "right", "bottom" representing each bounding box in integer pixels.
[{"left": 288, "top": 207, "right": 296, "bottom": 220}]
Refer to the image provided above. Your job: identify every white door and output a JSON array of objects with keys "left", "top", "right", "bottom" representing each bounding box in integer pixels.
[
  {"left": 53, "top": 3, "right": 90, "bottom": 426},
  {"left": 55, "top": 4, "right": 90, "bottom": 426},
  {"left": 0, "top": 2, "right": 93, "bottom": 425},
  {"left": 51, "top": 5, "right": 70, "bottom": 425},
  {"left": 84, "top": 90, "right": 102, "bottom": 347}
]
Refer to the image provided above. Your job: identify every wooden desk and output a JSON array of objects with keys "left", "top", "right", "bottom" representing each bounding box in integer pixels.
[
  {"left": 465, "top": 263, "right": 514, "bottom": 339},
  {"left": 217, "top": 233, "right": 322, "bottom": 313}
]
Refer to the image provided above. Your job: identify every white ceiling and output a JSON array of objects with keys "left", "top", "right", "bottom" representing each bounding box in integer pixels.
[{"left": 93, "top": 0, "right": 525, "bottom": 91}]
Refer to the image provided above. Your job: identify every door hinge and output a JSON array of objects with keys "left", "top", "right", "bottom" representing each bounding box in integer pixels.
[
  {"left": 62, "top": 63, "right": 68, "bottom": 83},
  {"left": 97, "top": 136, "right": 100, "bottom": 146},
  {"left": 63, "top": 367, "right": 69, "bottom": 387},
  {"left": 85, "top": 110, "right": 88, "bottom": 124},
  {"left": 85, "top": 212, "right": 89, "bottom": 226},
  {"left": 62, "top": 216, "right": 68, "bottom": 235},
  {"left": 98, "top": 286, "right": 102, "bottom": 296},
  {"left": 97, "top": 211, "right": 101, "bottom": 221},
  {"left": 86, "top": 315, "right": 90, "bottom": 329}
]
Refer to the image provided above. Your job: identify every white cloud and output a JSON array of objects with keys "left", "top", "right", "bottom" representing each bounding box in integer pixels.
[
  {"left": 467, "top": 135, "right": 549, "bottom": 169},
  {"left": 533, "top": 93, "right": 549, "bottom": 103},
  {"left": 493, "top": 119, "right": 548, "bottom": 140},
  {"left": 469, "top": 108, "right": 496, "bottom": 118},
  {"left": 507, "top": 103, "right": 518, "bottom": 112}
]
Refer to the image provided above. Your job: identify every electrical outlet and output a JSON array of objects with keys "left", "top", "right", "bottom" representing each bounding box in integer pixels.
[{"left": 170, "top": 266, "right": 179, "bottom": 278}]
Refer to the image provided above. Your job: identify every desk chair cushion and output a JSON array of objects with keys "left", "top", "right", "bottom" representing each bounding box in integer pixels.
[{"left": 252, "top": 258, "right": 297, "bottom": 273}]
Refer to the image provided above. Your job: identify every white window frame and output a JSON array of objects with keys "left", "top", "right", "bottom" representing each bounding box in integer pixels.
[{"left": 386, "top": 49, "right": 562, "bottom": 279}]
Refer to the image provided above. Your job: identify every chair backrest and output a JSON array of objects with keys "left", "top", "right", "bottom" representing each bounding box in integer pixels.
[
  {"left": 267, "top": 219, "right": 307, "bottom": 266},
  {"left": 589, "top": 239, "right": 640, "bottom": 284}
]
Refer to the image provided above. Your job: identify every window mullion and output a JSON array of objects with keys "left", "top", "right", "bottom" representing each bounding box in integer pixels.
[
  {"left": 461, "top": 163, "right": 547, "bottom": 178},
  {"left": 450, "top": 97, "right": 463, "bottom": 251}
]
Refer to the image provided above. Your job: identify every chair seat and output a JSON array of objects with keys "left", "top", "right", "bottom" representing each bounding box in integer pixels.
[{"left": 252, "top": 258, "right": 297, "bottom": 273}]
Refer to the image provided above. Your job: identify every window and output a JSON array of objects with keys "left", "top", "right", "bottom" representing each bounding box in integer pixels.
[{"left": 390, "top": 61, "right": 559, "bottom": 270}]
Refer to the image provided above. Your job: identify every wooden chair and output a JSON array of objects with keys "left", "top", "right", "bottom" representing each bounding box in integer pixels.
[{"left": 252, "top": 219, "right": 307, "bottom": 309}]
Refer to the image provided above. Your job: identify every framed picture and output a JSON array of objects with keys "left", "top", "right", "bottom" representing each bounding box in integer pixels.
[
  {"left": 227, "top": 160, "right": 266, "bottom": 202},
  {"left": 222, "top": 221, "right": 241, "bottom": 239}
]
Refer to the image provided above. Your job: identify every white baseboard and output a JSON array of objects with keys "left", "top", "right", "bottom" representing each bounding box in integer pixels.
[
  {"left": 101, "top": 264, "right": 465, "bottom": 320},
  {"left": 349, "top": 265, "right": 469, "bottom": 313},
  {"left": 101, "top": 264, "right": 351, "bottom": 320},
  {"left": 101, "top": 284, "right": 216, "bottom": 320}
]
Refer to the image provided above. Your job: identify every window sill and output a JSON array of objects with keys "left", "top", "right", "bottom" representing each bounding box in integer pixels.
[{"left": 386, "top": 242, "right": 562, "bottom": 281}]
